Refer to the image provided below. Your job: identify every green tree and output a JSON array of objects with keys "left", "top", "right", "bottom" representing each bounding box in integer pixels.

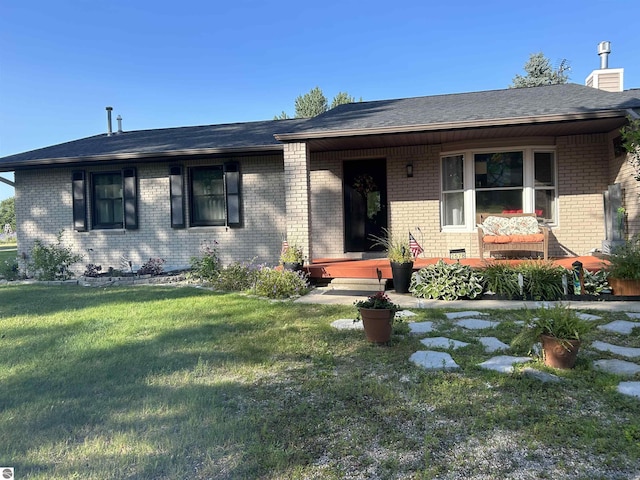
[
  {"left": 0, "top": 197, "right": 15, "bottom": 232},
  {"left": 621, "top": 116, "right": 640, "bottom": 181},
  {"left": 510, "top": 53, "right": 569, "bottom": 88},
  {"left": 275, "top": 87, "right": 360, "bottom": 119},
  {"left": 295, "top": 86, "right": 329, "bottom": 118},
  {"left": 330, "top": 91, "right": 356, "bottom": 109}
]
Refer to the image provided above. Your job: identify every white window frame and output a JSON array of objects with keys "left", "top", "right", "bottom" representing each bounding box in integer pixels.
[{"left": 440, "top": 146, "right": 557, "bottom": 232}]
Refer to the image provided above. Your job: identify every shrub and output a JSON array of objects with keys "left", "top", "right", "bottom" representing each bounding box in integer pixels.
[
  {"left": 137, "top": 258, "right": 165, "bottom": 276},
  {"left": 189, "top": 241, "right": 222, "bottom": 282},
  {"left": 212, "top": 260, "right": 260, "bottom": 291},
  {"left": 480, "top": 262, "right": 521, "bottom": 298},
  {"left": 0, "top": 257, "right": 21, "bottom": 281},
  {"left": 410, "top": 260, "right": 483, "bottom": 300},
  {"left": 253, "top": 267, "right": 310, "bottom": 299},
  {"left": 517, "top": 261, "right": 565, "bottom": 301},
  {"left": 83, "top": 264, "right": 102, "bottom": 277},
  {"left": 29, "top": 231, "right": 83, "bottom": 280},
  {"left": 581, "top": 268, "right": 609, "bottom": 296}
]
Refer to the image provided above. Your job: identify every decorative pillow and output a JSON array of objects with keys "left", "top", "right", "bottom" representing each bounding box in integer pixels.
[
  {"left": 481, "top": 216, "right": 510, "bottom": 236},
  {"left": 508, "top": 216, "right": 540, "bottom": 235}
]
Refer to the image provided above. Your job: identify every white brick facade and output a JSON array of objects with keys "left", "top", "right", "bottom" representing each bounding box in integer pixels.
[
  {"left": 16, "top": 155, "right": 286, "bottom": 274},
  {"left": 14, "top": 132, "right": 637, "bottom": 270}
]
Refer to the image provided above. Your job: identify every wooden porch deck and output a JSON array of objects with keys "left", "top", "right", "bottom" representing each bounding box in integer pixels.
[{"left": 304, "top": 256, "right": 608, "bottom": 280}]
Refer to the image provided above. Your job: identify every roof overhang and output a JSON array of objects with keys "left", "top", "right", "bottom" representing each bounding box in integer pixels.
[
  {"left": 275, "top": 110, "right": 631, "bottom": 152},
  {"left": 0, "top": 144, "right": 283, "bottom": 171}
]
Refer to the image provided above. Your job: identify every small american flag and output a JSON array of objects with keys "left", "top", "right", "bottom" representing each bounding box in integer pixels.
[
  {"left": 409, "top": 233, "right": 423, "bottom": 258},
  {"left": 281, "top": 240, "right": 289, "bottom": 255}
]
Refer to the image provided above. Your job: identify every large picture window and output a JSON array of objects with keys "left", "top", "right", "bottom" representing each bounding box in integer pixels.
[{"left": 440, "top": 148, "right": 557, "bottom": 229}]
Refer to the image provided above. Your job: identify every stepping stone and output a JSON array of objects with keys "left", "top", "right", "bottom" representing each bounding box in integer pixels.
[
  {"left": 627, "top": 313, "right": 640, "bottom": 320},
  {"left": 409, "top": 351, "right": 460, "bottom": 370},
  {"left": 456, "top": 318, "right": 500, "bottom": 330},
  {"left": 591, "top": 341, "right": 640, "bottom": 359},
  {"left": 408, "top": 321, "right": 435, "bottom": 334},
  {"left": 594, "top": 359, "right": 640, "bottom": 376},
  {"left": 577, "top": 313, "right": 602, "bottom": 321},
  {"left": 617, "top": 381, "right": 640, "bottom": 399},
  {"left": 522, "top": 367, "right": 562, "bottom": 383},
  {"left": 477, "top": 355, "right": 532, "bottom": 373},
  {"left": 598, "top": 320, "right": 640, "bottom": 335},
  {"left": 396, "top": 310, "right": 417, "bottom": 318},
  {"left": 445, "top": 311, "right": 487, "bottom": 320},
  {"left": 479, "top": 337, "right": 510, "bottom": 353},
  {"left": 331, "top": 319, "right": 363, "bottom": 330},
  {"left": 420, "top": 337, "right": 469, "bottom": 350}
]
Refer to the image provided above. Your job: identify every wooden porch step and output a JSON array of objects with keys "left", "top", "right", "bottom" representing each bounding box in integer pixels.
[{"left": 329, "top": 277, "right": 388, "bottom": 292}]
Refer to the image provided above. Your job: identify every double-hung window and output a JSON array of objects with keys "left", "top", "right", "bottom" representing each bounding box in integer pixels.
[
  {"left": 72, "top": 168, "right": 138, "bottom": 231},
  {"left": 169, "top": 162, "right": 241, "bottom": 228},
  {"left": 440, "top": 148, "right": 557, "bottom": 229}
]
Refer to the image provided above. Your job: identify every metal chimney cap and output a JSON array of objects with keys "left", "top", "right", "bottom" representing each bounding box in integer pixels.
[
  {"left": 106, "top": 106, "right": 113, "bottom": 111},
  {"left": 597, "top": 41, "right": 611, "bottom": 55}
]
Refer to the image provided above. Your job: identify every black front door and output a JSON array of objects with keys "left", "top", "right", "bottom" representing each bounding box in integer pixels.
[{"left": 343, "top": 159, "right": 387, "bottom": 252}]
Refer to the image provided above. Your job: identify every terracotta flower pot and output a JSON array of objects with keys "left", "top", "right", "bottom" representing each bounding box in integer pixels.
[
  {"left": 540, "top": 334, "right": 581, "bottom": 369},
  {"left": 359, "top": 308, "right": 394, "bottom": 343}
]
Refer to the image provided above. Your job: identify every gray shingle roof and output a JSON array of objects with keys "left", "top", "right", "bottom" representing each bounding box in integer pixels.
[
  {"left": 276, "top": 84, "right": 640, "bottom": 138},
  {"left": 0, "top": 118, "right": 309, "bottom": 169},
  {"left": 2, "top": 83, "right": 639, "bottom": 170}
]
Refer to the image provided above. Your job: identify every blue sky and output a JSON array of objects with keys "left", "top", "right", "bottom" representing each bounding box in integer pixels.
[{"left": 1, "top": 0, "right": 639, "bottom": 201}]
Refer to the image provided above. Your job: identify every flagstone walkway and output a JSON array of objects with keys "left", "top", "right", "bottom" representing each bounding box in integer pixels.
[{"left": 331, "top": 309, "right": 640, "bottom": 399}]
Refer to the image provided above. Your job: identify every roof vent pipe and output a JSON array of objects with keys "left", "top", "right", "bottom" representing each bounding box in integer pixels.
[
  {"left": 116, "top": 115, "right": 123, "bottom": 134},
  {"left": 106, "top": 106, "right": 113, "bottom": 136},
  {"left": 598, "top": 41, "right": 611, "bottom": 69}
]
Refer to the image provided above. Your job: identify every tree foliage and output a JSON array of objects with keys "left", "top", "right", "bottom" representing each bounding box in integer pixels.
[
  {"left": 275, "top": 87, "right": 360, "bottom": 119},
  {"left": 0, "top": 197, "right": 15, "bottom": 231},
  {"left": 510, "top": 53, "right": 569, "bottom": 88},
  {"left": 294, "top": 86, "right": 329, "bottom": 118},
  {"left": 621, "top": 116, "right": 640, "bottom": 181}
]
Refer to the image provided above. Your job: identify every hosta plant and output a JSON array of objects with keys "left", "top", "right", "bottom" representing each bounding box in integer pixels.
[{"left": 409, "top": 260, "right": 483, "bottom": 300}]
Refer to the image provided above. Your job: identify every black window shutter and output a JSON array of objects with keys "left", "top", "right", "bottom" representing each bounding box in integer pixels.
[
  {"left": 169, "top": 166, "right": 185, "bottom": 228},
  {"left": 71, "top": 171, "right": 87, "bottom": 231},
  {"left": 122, "top": 167, "right": 138, "bottom": 229},
  {"left": 224, "top": 162, "right": 241, "bottom": 226}
]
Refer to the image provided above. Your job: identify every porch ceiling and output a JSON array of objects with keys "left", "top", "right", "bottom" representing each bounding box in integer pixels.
[{"left": 304, "top": 116, "right": 627, "bottom": 152}]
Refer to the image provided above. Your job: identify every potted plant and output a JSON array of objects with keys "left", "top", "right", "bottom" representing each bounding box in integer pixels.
[
  {"left": 511, "top": 304, "right": 593, "bottom": 369},
  {"left": 607, "top": 235, "right": 640, "bottom": 296},
  {"left": 280, "top": 243, "right": 304, "bottom": 272},
  {"left": 370, "top": 228, "right": 414, "bottom": 293},
  {"left": 354, "top": 291, "right": 401, "bottom": 344}
]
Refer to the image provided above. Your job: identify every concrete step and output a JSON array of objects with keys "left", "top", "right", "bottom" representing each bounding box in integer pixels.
[{"left": 329, "top": 277, "right": 387, "bottom": 292}]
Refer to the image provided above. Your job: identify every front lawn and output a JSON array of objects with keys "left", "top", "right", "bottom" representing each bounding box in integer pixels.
[{"left": 0, "top": 285, "right": 638, "bottom": 479}]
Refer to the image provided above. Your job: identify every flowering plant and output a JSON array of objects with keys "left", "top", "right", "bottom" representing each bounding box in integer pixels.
[{"left": 354, "top": 291, "right": 401, "bottom": 318}]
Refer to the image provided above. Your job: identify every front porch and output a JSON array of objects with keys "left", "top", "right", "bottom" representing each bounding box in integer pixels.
[{"left": 304, "top": 255, "right": 607, "bottom": 282}]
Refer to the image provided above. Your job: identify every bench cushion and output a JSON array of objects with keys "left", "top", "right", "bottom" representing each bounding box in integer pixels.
[{"left": 483, "top": 233, "right": 545, "bottom": 244}]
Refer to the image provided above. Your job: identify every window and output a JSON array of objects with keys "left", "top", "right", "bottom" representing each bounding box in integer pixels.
[
  {"left": 441, "top": 155, "right": 464, "bottom": 226},
  {"left": 93, "top": 173, "right": 124, "bottom": 228},
  {"left": 186, "top": 162, "right": 242, "bottom": 227},
  {"left": 72, "top": 168, "right": 138, "bottom": 231},
  {"left": 475, "top": 151, "right": 524, "bottom": 215},
  {"left": 440, "top": 148, "right": 557, "bottom": 229}
]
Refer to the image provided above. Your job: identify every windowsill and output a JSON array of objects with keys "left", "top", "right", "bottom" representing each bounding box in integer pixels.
[{"left": 92, "top": 229, "right": 126, "bottom": 235}]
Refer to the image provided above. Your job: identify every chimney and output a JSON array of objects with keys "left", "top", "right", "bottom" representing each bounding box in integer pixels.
[
  {"left": 585, "top": 41, "right": 624, "bottom": 92},
  {"left": 116, "top": 115, "right": 123, "bottom": 134},
  {"left": 106, "top": 106, "right": 113, "bottom": 136},
  {"left": 598, "top": 41, "right": 611, "bottom": 69}
]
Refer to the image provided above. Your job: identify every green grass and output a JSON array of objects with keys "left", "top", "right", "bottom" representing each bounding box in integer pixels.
[
  {"left": 0, "top": 245, "right": 17, "bottom": 264},
  {"left": 0, "top": 285, "right": 639, "bottom": 479}
]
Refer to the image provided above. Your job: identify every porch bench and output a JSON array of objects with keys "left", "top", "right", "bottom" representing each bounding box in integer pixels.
[{"left": 477, "top": 213, "right": 549, "bottom": 260}]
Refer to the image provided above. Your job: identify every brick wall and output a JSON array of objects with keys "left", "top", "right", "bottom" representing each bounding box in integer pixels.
[
  {"left": 283, "top": 143, "right": 312, "bottom": 261},
  {"left": 15, "top": 154, "right": 286, "bottom": 274}
]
